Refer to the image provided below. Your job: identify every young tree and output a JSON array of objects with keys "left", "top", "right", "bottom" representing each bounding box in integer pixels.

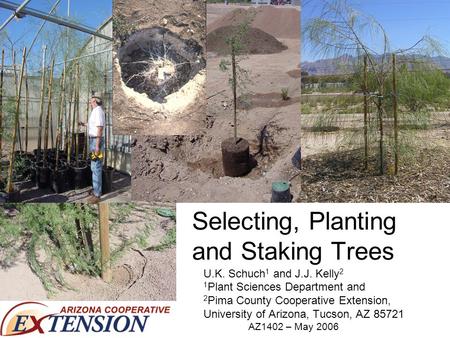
[
  {"left": 219, "top": 19, "right": 253, "bottom": 141},
  {"left": 304, "top": 0, "right": 444, "bottom": 174}
]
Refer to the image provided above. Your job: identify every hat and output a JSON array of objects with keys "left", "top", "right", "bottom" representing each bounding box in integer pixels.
[{"left": 91, "top": 91, "right": 103, "bottom": 100}]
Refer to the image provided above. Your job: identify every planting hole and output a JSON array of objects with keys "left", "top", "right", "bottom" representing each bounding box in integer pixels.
[{"left": 119, "top": 27, "right": 205, "bottom": 103}]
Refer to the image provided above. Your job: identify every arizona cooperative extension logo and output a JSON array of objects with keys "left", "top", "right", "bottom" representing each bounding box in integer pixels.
[{"left": 0, "top": 302, "right": 168, "bottom": 335}]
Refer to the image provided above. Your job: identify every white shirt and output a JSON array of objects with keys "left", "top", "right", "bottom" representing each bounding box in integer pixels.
[{"left": 88, "top": 106, "right": 105, "bottom": 137}]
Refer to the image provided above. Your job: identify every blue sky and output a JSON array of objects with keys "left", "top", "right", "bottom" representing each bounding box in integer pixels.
[
  {"left": 302, "top": 0, "right": 450, "bottom": 61},
  {"left": 0, "top": 0, "right": 111, "bottom": 69}
]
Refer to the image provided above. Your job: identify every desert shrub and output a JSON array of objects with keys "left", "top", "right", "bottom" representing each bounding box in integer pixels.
[
  {"left": 281, "top": 88, "right": 289, "bottom": 100},
  {"left": 0, "top": 203, "right": 171, "bottom": 294}
]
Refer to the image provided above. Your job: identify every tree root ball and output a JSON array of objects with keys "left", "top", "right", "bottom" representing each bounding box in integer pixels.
[
  {"left": 118, "top": 27, "right": 205, "bottom": 103},
  {"left": 221, "top": 137, "right": 251, "bottom": 177}
]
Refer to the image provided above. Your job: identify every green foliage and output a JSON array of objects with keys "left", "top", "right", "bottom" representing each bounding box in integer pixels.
[
  {"left": 219, "top": 16, "right": 254, "bottom": 139},
  {"left": 281, "top": 88, "right": 290, "bottom": 101},
  {"left": 0, "top": 212, "right": 22, "bottom": 268},
  {"left": 396, "top": 64, "right": 450, "bottom": 112},
  {"left": 304, "top": 0, "right": 447, "bottom": 175},
  {"left": 1, "top": 98, "right": 15, "bottom": 142},
  {"left": 0, "top": 203, "right": 173, "bottom": 295}
]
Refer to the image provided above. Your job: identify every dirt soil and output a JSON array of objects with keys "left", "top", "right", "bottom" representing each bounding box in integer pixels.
[
  {"left": 295, "top": 112, "right": 450, "bottom": 202},
  {"left": 131, "top": 5, "right": 301, "bottom": 202},
  {"left": 295, "top": 146, "right": 450, "bottom": 202},
  {"left": 207, "top": 5, "right": 301, "bottom": 39},
  {"left": 0, "top": 203, "right": 176, "bottom": 301},
  {"left": 207, "top": 26, "right": 287, "bottom": 55},
  {"left": 112, "top": 0, "right": 206, "bottom": 135}
]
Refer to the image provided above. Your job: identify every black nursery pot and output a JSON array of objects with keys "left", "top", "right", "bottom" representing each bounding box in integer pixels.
[
  {"left": 35, "top": 162, "right": 50, "bottom": 189},
  {"left": 6, "top": 190, "right": 20, "bottom": 203},
  {"left": 221, "top": 137, "right": 252, "bottom": 177},
  {"left": 51, "top": 166, "right": 71, "bottom": 194},
  {"left": 23, "top": 159, "right": 34, "bottom": 180},
  {"left": 14, "top": 150, "right": 24, "bottom": 159},
  {"left": 270, "top": 181, "right": 293, "bottom": 203},
  {"left": 33, "top": 149, "right": 44, "bottom": 162},
  {"left": 87, "top": 160, "right": 92, "bottom": 185},
  {"left": 22, "top": 153, "right": 36, "bottom": 180},
  {"left": 102, "top": 166, "right": 114, "bottom": 195},
  {"left": 70, "top": 161, "right": 90, "bottom": 190},
  {"left": 29, "top": 161, "right": 37, "bottom": 183}
]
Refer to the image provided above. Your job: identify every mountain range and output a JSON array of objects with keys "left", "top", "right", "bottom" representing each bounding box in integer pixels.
[{"left": 301, "top": 55, "right": 450, "bottom": 76}]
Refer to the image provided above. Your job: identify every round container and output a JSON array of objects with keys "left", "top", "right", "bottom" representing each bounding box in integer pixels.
[
  {"left": 102, "top": 166, "right": 114, "bottom": 194},
  {"left": 35, "top": 163, "right": 50, "bottom": 189},
  {"left": 221, "top": 137, "right": 251, "bottom": 177},
  {"left": 271, "top": 181, "right": 293, "bottom": 203},
  {"left": 51, "top": 166, "right": 71, "bottom": 193}
]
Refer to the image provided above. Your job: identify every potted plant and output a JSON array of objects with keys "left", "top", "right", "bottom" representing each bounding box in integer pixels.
[{"left": 219, "top": 19, "right": 253, "bottom": 177}]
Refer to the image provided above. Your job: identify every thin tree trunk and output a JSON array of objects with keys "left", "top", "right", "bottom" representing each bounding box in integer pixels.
[
  {"left": 392, "top": 53, "right": 398, "bottom": 175},
  {"left": 83, "top": 88, "right": 89, "bottom": 159},
  {"left": 43, "top": 60, "right": 55, "bottom": 168},
  {"left": 50, "top": 93, "right": 54, "bottom": 149},
  {"left": 103, "top": 64, "right": 108, "bottom": 167},
  {"left": 6, "top": 48, "right": 26, "bottom": 194},
  {"left": 56, "top": 66, "right": 66, "bottom": 168},
  {"left": 25, "top": 65, "right": 29, "bottom": 153},
  {"left": 75, "top": 64, "right": 80, "bottom": 166},
  {"left": 67, "top": 71, "right": 75, "bottom": 163},
  {"left": 232, "top": 45, "right": 237, "bottom": 141},
  {"left": 37, "top": 52, "right": 47, "bottom": 162},
  {"left": 11, "top": 50, "right": 22, "bottom": 153},
  {"left": 363, "top": 55, "right": 368, "bottom": 170},
  {"left": 99, "top": 202, "right": 111, "bottom": 283},
  {"left": 0, "top": 49, "right": 4, "bottom": 182},
  {"left": 378, "top": 94, "right": 384, "bottom": 175}
]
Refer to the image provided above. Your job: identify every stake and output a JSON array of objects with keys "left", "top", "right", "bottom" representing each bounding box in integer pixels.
[
  {"left": 11, "top": 50, "right": 23, "bottom": 153},
  {"left": 363, "top": 55, "right": 368, "bottom": 170},
  {"left": 0, "top": 49, "right": 4, "bottom": 182},
  {"left": 50, "top": 90, "right": 54, "bottom": 150},
  {"left": 43, "top": 59, "right": 55, "bottom": 168},
  {"left": 37, "top": 47, "right": 47, "bottom": 162},
  {"left": 55, "top": 65, "right": 66, "bottom": 167},
  {"left": 392, "top": 53, "right": 398, "bottom": 175},
  {"left": 231, "top": 44, "right": 237, "bottom": 141},
  {"left": 6, "top": 48, "right": 26, "bottom": 194},
  {"left": 83, "top": 87, "right": 89, "bottom": 159},
  {"left": 67, "top": 70, "right": 75, "bottom": 162},
  {"left": 75, "top": 64, "right": 80, "bottom": 166},
  {"left": 378, "top": 93, "right": 384, "bottom": 175},
  {"left": 99, "top": 202, "right": 111, "bottom": 283},
  {"left": 25, "top": 64, "right": 29, "bottom": 153},
  {"left": 103, "top": 63, "right": 108, "bottom": 167}
]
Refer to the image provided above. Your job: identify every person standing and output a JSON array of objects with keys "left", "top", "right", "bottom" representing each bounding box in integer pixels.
[{"left": 86, "top": 92, "right": 105, "bottom": 203}]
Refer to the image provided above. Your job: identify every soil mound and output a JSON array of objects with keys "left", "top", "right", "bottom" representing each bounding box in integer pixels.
[
  {"left": 207, "top": 26, "right": 287, "bottom": 55},
  {"left": 208, "top": 6, "right": 300, "bottom": 39}
]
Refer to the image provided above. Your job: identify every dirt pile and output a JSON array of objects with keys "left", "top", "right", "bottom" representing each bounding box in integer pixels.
[
  {"left": 207, "top": 6, "right": 300, "bottom": 39},
  {"left": 207, "top": 26, "right": 287, "bottom": 55}
]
